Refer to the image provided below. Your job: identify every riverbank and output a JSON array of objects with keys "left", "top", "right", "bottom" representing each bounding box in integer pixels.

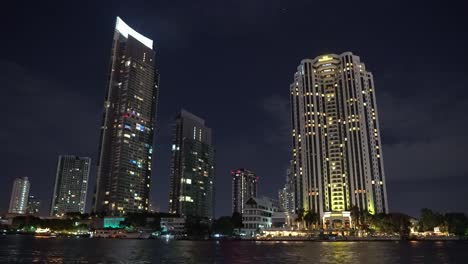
[{"left": 2, "top": 232, "right": 465, "bottom": 242}]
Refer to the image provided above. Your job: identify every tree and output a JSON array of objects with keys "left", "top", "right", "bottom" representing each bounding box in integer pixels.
[
  {"left": 445, "top": 213, "right": 468, "bottom": 236},
  {"left": 295, "top": 209, "right": 304, "bottom": 229},
  {"left": 418, "top": 208, "right": 444, "bottom": 232},
  {"left": 304, "top": 211, "right": 320, "bottom": 230},
  {"left": 185, "top": 216, "right": 211, "bottom": 239},
  {"left": 231, "top": 212, "right": 242, "bottom": 229},
  {"left": 213, "top": 216, "right": 234, "bottom": 236},
  {"left": 370, "top": 213, "right": 410, "bottom": 236},
  {"left": 350, "top": 205, "right": 361, "bottom": 228}
]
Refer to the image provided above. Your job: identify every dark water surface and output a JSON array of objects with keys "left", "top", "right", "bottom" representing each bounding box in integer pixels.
[{"left": 1, "top": 235, "right": 468, "bottom": 263}]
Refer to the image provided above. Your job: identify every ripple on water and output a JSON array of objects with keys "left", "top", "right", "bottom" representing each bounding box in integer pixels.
[{"left": 1, "top": 236, "right": 467, "bottom": 263}]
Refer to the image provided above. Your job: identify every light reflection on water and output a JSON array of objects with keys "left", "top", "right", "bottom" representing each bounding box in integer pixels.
[{"left": 0, "top": 235, "right": 467, "bottom": 263}]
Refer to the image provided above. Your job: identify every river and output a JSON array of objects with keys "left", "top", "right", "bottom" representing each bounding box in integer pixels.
[{"left": 1, "top": 235, "right": 467, "bottom": 263}]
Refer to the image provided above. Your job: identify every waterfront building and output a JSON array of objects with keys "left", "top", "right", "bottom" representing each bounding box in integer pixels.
[
  {"left": 231, "top": 168, "right": 258, "bottom": 214},
  {"left": 27, "top": 195, "right": 41, "bottom": 215},
  {"left": 50, "top": 155, "right": 90, "bottom": 216},
  {"left": 290, "top": 52, "right": 388, "bottom": 229},
  {"left": 271, "top": 211, "right": 296, "bottom": 229},
  {"left": 8, "top": 177, "right": 30, "bottom": 214},
  {"left": 241, "top": 197, "right": 278, "bottom": 236},
  {"left": 94, "top": 17, "right": 159, "bottom": 215},
  {"left": 160, "top": 217, "right": 186, "bottom": 235},
  {"left": 168, "top": 110, "right": 215, "bottom": 219}
]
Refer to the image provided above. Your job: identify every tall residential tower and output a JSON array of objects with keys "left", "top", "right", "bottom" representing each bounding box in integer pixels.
[
  {"left": 290, "top": 52, "right": 388, "bottom": 229},
  {"left": 50, "top": 155, "right": 90, "bottom": 216},
  {"left": 231, "top": 169, "right": 258, "bottom": 214},
  {"left": 8, "top": 177, "right": 30, "bottom": 214},
  {"left": 168, "top": 110, "right": 215, "bottom": 219},
  {"left": 94, "top": 17, "right": 159, "bottom": 215}
]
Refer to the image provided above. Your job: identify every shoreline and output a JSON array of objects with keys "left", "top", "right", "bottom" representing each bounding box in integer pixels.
[{"left": 2, "top": 233, "right": 464, "bottom": 242}]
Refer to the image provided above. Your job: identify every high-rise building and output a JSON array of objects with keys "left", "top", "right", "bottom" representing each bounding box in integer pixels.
[
  {"left": 50, "top": 155, "right": 90, "bottom": 216},
  {"left": 94, "top": 17, "right": 159, "bottom": 215},
  {"left": 290, "top": 52, "right": 388, "bottom": 229},
  {"left": 231, "top": 169, "right": 258, "bottom": 214},
  {"left": 8, "top": 177, "right": 30, "bottom": 214},
  {"left": 278, "top": 162, "right": 295, "bottom": 213},
  {"left": 27, "top": 195, "right": 41, "bottom": 216},
  {"left": 168, "top": 110, "right": 215, "bottom": 219}
]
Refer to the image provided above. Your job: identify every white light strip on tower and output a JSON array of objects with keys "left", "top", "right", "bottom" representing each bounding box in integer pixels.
[{"left": 115, "top": 16, "right": 153, "bottom": 49}]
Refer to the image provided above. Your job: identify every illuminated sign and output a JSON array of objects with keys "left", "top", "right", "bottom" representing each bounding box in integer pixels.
[
  {"left": 318, "top": 55, "right": 333, "bottom": 62},
  {"left": 104, "top": 217, "right": 125, "bottom": 228}
]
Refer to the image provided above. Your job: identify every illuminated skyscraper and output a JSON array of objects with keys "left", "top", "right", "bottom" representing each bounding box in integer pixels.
[
  {"left": 231, "top": 168, "right": 258, "bottom": 214},
  {"left": 94, "top": 17, "right": 159, "bottom": 215},
  {"left": 8, "top": 177, "right": 30, "bottom": 214},
  {"left": 50, "top": 155, "right": 90, "bottom": 216},
  {"left": 168, "top": 110, "right": 215, "bottom": 219},
  {"left": 290, "top": 52, "right": 388, "bottom": 229}
]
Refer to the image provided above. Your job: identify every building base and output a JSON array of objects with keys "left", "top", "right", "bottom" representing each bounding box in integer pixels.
[{"left": 323, "top": 211, "right": 352, "bottom": 230}]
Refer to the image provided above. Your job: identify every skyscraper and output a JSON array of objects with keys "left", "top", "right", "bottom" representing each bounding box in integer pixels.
[
  {"left": 168, "top": 110, "right": 215, "bottom": 219},
  {"left": 290, "top": 52, "right": 388, "bottom": 229},
  {"left": 231, "top": 169, "right": 258, "bottom": 214},
  {"left": 50, "top": 155, "right": 90, "bottom": 216},
  {"left": 278, "top": 162, "right": 295, "bottom": 213},
  {"left": 27, "top": 195, "right": 41, "bottom": 216},
  {"left": 94, "top": 17, "right": 159, "bottom": 215},
  {"left": 8, "top": 177, "right": 30, "bottom": 214}
]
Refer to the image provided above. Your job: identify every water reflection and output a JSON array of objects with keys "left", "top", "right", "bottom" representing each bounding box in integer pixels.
[{"left": 0, "top": 236, "right": 467, "bottom": 263}]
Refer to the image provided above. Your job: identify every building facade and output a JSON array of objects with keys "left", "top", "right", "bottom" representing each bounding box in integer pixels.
[
  {"left": 27, "top": 195, "right": 41, "bottom": 216},
  {"left": 290, "top": 52, "right": 388, "bottom": 229},
  {"left": 168, "top": 110, "right": 215, "bottom": 219},
  {"left": 8, "top": 177, "right": 30, "bottom": 214},
  {"left": 50, "top": 155, "right": 90, "bottom": 216},
  {"left": 231, "top": 168, "right": 258, "bottom": 214},
  {"left": 160, "top": 217, "right": 186, "bottom": 235},
  {"left": 94, "top": 17, "right": 159, "bottom": 215},
  {"left": 278, "top": 162, "right": 295, "bottom": 213},
  {"left": 242, "top": 197, "right": 278, "bottom": 236}
]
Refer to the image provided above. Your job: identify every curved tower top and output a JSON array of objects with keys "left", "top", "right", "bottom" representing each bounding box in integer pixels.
[{"left": 115, "top": 16, "right": 153, "bottom": 49}]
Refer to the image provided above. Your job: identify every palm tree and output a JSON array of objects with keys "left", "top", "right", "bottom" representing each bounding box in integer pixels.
[
  {"left": 303, "top": 211, "right": 312, "bottom": 230},
  {"left": 295, "top": 209, "right": 304, "bottom": 229},
  {"left": 350, "top": 205, "right": 361, "bottom": 228},
  {"left": 304, "top": 211, "right": 320, "bottom": 230}
]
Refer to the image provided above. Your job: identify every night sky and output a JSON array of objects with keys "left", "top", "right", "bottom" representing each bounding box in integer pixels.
[{"left": 1, "top": 1, "right": 467, "bottom": 218}]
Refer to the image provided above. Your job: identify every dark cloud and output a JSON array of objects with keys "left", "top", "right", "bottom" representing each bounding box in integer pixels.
[
  {"left": 0, "top": 60, "right": 101, "bottom": 212},
  {"left": 261, "top": 95, "right": 291, "bottom": 149},
  {"left": 1, "top": 0, "right": 467, "bottom": 217}
]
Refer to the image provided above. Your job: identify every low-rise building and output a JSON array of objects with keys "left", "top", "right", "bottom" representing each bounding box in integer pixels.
[
  {"left": 271, "top": 211, "right": 295, "bottom": 229},
  {"left": 161, "top": 217, "right": 186, "bottom": 235},
  {"left": 241, "top": 197, "right": 278, "bottom": 236}
]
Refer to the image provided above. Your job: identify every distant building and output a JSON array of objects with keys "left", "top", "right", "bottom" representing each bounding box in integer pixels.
[
  {"left": 231, "top": 169, "right": 258, "bottom": 214},
  {"left": 168, "top": 110, "right": 215, "bottom": 219},
  {"left": 93, "top": 16, "right": 159, "bottom": 215},
  {"left": 242, "top": 197, "right": 278, "bottom": 236},
  {"left": 161, "top": 217, "right": 186, "bottom": 235},
  {"left": 27, "top": 195, "right": 41, "bottom": 216},
  {"left": 278, "top": 162, "right": 295, "bottom": 213},
  {"left": 290, "top": 52, "right": 388, "bottom": 229},
  {"left": 8, "top": 177, "right": 30, "bottom": 214},
  {"left": 50, "top": 155, "right": 90, "bottom": 216}
]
